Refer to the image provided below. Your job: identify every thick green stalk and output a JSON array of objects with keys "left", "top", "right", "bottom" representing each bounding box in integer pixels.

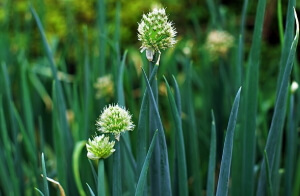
[
  {"left": 98, "top": 160, "right": 105, "bottom": 196},
  {"left": 142, "top": 67, "right": 172, "bottom": 196},
  {"left": 149, "top": 59, "right": 161, "bottom": 195},
  {"left": 136, "top": 65, "right": 159, "bottom": 196},
  {"left": 241, "top": 0, "right": 266, "bottom": 195},
  {"left": 112, "top": 142, "right": 121, "bottom": 196}
]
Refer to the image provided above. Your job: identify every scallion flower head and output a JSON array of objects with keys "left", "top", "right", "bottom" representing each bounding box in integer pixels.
[
  {"left": 138, "top": 7, "right": 177, "bottom": 61},
  {"left": 96, "top": 104, "right": 135, "bottom": 140},
  {"left": 205, "top": 30, "right": 234, "bottom": 60},
  {"left": 86, "top": 135, "right": 115, "bottom": 160},
  {"left": 94, "top": 74, "right": 114, "bottom": 99}
]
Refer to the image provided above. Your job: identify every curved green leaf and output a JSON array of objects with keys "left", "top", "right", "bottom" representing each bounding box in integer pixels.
[{"left": 72, "top": 141, "right": 87, "bottom": 196}]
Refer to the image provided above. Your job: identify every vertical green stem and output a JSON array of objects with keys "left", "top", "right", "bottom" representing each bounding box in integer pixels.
[
  {"left": 98, "top": 160, "right": 105, "bottom": 196},
  {"left": 241, "top": 0, "right": 266, "bottom": 195},
  {"left": 149, "top": 58, "right": 161, "bottom": 195},
  {"left": 141, "top": 67, "right": 171, "bottom": 195},
  {"left": 112, "top": 141, "right": 121, "bottom": 196}
]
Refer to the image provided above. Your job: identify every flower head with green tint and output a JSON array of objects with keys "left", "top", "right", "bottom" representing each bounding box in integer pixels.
[
  {"left": 94, "top": 74, "right": 114, "bottom": 99},
  {"left": 138, "top": 8, "right": 177, "bottom": 61},
  {"left": 86, "top": 135, "right": 115, "bottom": 160},
  {"left": 205, "top": 30, "right": 234, "bottom": 59},
  {"left": 96, "top": 104, "right": 134, "bottom": 140}
]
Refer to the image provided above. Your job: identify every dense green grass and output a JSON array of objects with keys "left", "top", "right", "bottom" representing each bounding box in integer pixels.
[{"left": 0, "top": 0, "right": 299, "bottom": 196}]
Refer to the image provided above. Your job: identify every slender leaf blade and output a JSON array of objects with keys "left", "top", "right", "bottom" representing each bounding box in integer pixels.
[
  {"left": 216, "top": 87, "right": 241, "bottom": 196},
  {"left": 135, "top": 131, "right": 158, "bottom": 196},
  {"left": 141, "top": 67, "right": 172, "bottom": 195},
  {"left": 207, "top": 110, "right": 217, "bottom": 196},
  {"left": 41, "top": 153, "right": 49, "bottom": 196},
  {"left": 86, "top": 183, "right": 96, "bottom": 196},
  {"left": 164, "top": 76, "right": 188, "bottom": 196},
  {"left": 241, "top": 0, "right": 266, "bottom": 194},
  {"left": 256, "top": 9, "right": 299, "bottom": 196}
]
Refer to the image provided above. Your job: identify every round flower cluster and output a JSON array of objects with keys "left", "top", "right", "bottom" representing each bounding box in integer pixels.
[
  {"left": 138, "top": 8, "right": 177, "bottom": 61},
  {"left": 86, "top": 135, "right": 115, "bottom": 160},
  {"left": 205, "top": 30, "right": 234, "bottom": 59},
  {"left": 94, "top": 74, "right": 114, "bottom": 99},
  {"left": 86, "top": 104, "right": 134, "bottom": 160},
  {"left": 96, "top": 104, "right": 135, "bottom": 140}
]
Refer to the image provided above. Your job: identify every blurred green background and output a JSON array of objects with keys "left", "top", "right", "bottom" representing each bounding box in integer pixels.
[{"left": 0, "top": 0, "right": 299, "bottom": 195}]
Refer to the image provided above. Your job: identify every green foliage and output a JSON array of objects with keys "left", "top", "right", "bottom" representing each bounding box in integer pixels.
[{"left": 0, "top": 0, "right": 299, "bottom": 196}]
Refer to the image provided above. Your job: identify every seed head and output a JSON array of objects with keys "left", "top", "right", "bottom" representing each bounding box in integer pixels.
[
  {"left": 86, "top": 135, "right": 115, "bottom": 160},
  {"left": 138, "top": 8, "right": 177, "bottom": 61},
  {"left": 96, "top": 104, "right": 135, "bottom": 140}
]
